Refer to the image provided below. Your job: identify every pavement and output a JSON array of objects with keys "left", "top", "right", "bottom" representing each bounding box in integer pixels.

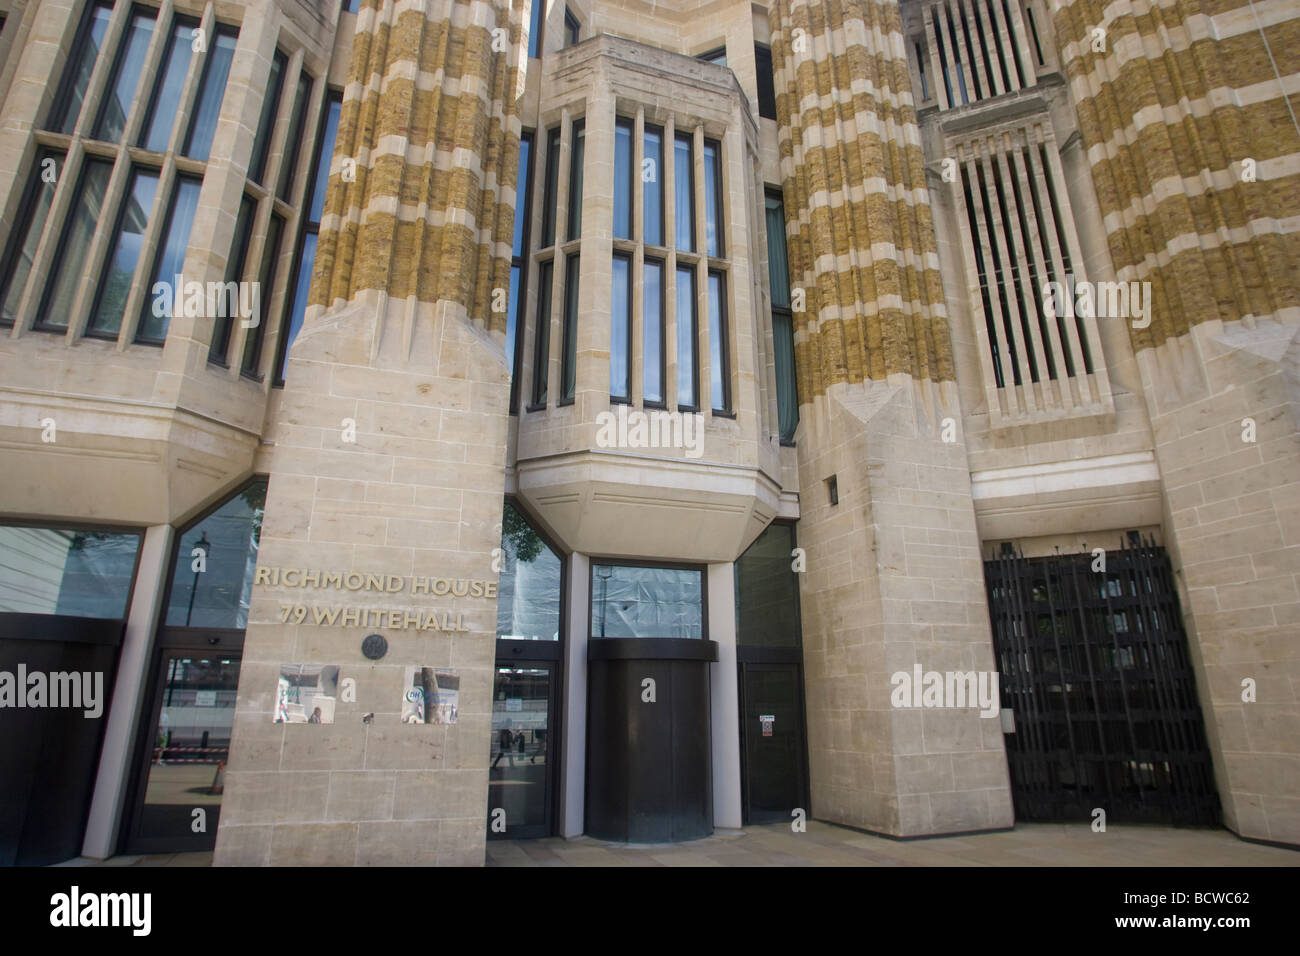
[{"left": 56, "top": 821, "right": 1300, "bottom": 867}]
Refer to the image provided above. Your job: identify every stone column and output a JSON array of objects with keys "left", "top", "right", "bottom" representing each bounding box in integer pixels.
[
  {"left": 768, "top": 0, "right": 1013, "bottom": 836},
  {"left": 215, "top": 0, "right": 523, "bottom": 866},
  {"left": 1051, "top": 0, "right": 1300, "bottom": 845}
]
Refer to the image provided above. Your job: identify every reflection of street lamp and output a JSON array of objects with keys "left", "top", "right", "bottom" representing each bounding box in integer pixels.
[
  {"left": 596, "top": 566, "right": 613, "bottom": 638},
  {"left": 185, "top": 531, "right": 210, "bottom": 626}
]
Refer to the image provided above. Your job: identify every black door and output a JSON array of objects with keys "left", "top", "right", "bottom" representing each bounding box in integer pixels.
[
  {"left": 738, "top": 658, "right": 809, "bottom": 825},
  {"left": 984, "top": 536, "right": 1219, "bottom": 826},
  {"left": 0, "top": 613, "right": 124, "bottom": 866}
]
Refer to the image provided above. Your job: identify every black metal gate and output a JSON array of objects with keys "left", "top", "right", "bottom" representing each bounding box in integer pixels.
[{"left": 984, "top": 536, "right": 1219, "bottom": 826}]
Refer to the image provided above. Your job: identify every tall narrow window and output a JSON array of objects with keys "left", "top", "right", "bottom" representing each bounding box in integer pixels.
[
  {"left": 708, "top": 270, "right": 730, "bottom": 412},
  {"left": 93, "top": 8, "right": 157, "bottom": 142},
  {"left": 703, "top": 139, "right": 724, "bottom": 257},
  {"left": 274, "top": 91, "right": 341, "bottom": 383},
  {"left": 87, "top": 167, "right": 160, "bottom": 338},
  {"left": 139, "top": 18, "right": 197, "bottom": 152},
  {"left": 766, "top": 191, "right": 798, "bottom": 441},
  {"left": 47, "top": 1, "right": 113, "bottom": 134},
  {"left": 643, "top": 124, "right": 663, "bottom": 246},
  {"left": 241, "top": 213, "right": 284, "bottom": 377},
  {"left": 540, "top": 127, "right": 561, "bottom": 247},
  {"left": 613, "top": 117, "right": 633, "bottom": 240},
  {"left": 675, "top": 266, "right": 698, "bottom": 409},
  {"left": 209, "top": 194, "right": 257, "bottom": 364},
  {"left": 754, "top": 44, "right": 777, "bottom": 120},
  {"left": 136, "top": 175, "right": 203, "bottom": 343},
  {"left": 561, "top": 254, "right": 580, "bottom": 403},
  {"left": 508, "top": 131, "right": 535, "bottom": 413},
  {"left": 674, "top": 134, "right": 695, "bottom": 252},
  {"left": 276, "top": 73, "right": 312, "bottom": 201},
  {"left": 36, "top": 159, "right": 112, "bottom": 330},
  {"left": 531, "top": 259, "right": 553, "bottom": 407},
  {"left": 528, "top": 0, "right": 545, "bottom": 58},
  {"left": 566, "top": 120, "right": 585, "bottom": 242},
  {"left": 643, "top": 259, "right": 665, "bottom": 405},
  {"left": 610, "top": 254, "right": 631, "bottom": 402},
  {"left": 183, "top": 26, "right": 239, "bottom": 162},
  {"left": 564, "top": 8, "right": 580, "bottom": 47},
  {"left": 248, "top": 50, "right": 288, "bottom": 185},
  {"left": 0, "top": 149, "right": 64, "bottom": 325}
]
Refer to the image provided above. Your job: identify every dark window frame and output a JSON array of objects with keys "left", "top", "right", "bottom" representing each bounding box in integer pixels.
[
  {"left": 208, "top": 192, "right": 258, "bottom": 366},
  {"left": 0, "top": 147, "right": 65, "bottom": 327},
  {"left": 133, "top": 170, "right": 204, "bottom": 346},
  {"left": 46, "top": 0, "right": 115, "bottom": 134},
  {"left": 560, "top": 252, "right": 580, "bottom": 405},
  {"left": 564, "top": 7, "right": 580, "bottom": 47},
  {"left": 540, "top": 126, "right": 561, "bottom": 248},
  {"left": 137, "top": 13, "right": 201, "bottom": 153},
  {"left": 91, "top": 4, "right": 158, "bottom": 143},
  {"left": 247, "top": 48, "right": 289, "bottom": 185},
  {"left": 642, "top": 256, "right": 666, "bottom": 408},
  {"left": 703, "top": 137, "right": 725, "bottom": 258},
  {"left": 587, "top": 558, "right": 709, "bottom": 642},
  {"left": 765, "top": 187, "right": 797, "bottom": 444},
  {"left": 708, "top": 268, "right": 731, "bottom": 415},
  {"left": 566, "top": 118, "right": 585, "bottom": 242},
  {"left": 276, "top": 71, "right": 314, "bottom": 202},
  {"left": 181, "top": 21, "right": 241, "bottom": 160},
  {"left": 86, "top": 163, "right": 163, "bottom": 341},
  {"left": 241, "top": 211, "right": 285, "bottom": 379},
  {"left": 675, "top": 265, "right": 699, "bottom": 412},
  {"left": 754, "top": 43, "right": 777, "bottom": 120},
  {"left": 33, "top": 156, "right": 114, "bottom": 333},
  {"left": 527, "top": 0, "right": 545, "bottom": 58},
  {"left": 509, "top": 129, "right": 536, "bottom": 414},
  {"left": 609, "top": 251, "right": 632, "bottom": 404},
  {"left": 674, "top": 133, "right": 696, "bottom": 253},
  {"left": 696, "top": 46, "right": 727, "bottom": 66},
  {"left": 613, "top": 115, "right": 634, "bottom": 241},
  {"left": 528, "top": 257, "right": 553, "bottom": 410},
  {"left": 643, "top": 122, "right": 664, "bottom": 247}
]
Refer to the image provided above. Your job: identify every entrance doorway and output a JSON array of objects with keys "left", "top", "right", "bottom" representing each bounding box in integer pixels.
[
  {"left": 738, "top": 659, "right": 809, "bottom": 824},
  {"left": 735, "top": 522, "right": 810, "bottom": 826},
  {"left": 488, "top": 665, "right": 556, "bottom": 839},
  {"left": 984, "top": 536, "right": 1219, "bottom": 826}
]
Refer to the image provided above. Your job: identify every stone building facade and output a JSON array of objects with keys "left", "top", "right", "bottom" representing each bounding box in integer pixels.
[{"left": 0, "top": 0, "right": 1295, "bottom": 867}]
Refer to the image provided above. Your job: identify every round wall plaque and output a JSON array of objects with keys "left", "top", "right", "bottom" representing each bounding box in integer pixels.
[{"left": 361, "top": 633, "right": 388, "bottom": 660}]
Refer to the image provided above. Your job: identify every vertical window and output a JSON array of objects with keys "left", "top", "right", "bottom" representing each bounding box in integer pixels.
[
  {"left": 183, "top": 26, "right": 239, "bottom": 162},
  {"left": 613, "top": 117, "right": 632, "bottom": 240},
  {"left": 708, "top": 270, "right": 729, "bottom": 412},
  {"left": 561, "top": 253, "right": 580, "bottom": 403},
  {"left": 36, "top": 159, "right": 112, "bottom": 330},
  {"left": 241, "top": 213, "right": 284, "bottom": 377},
  {"left": 528, "top": 0, "right": 545, "bottom": 58},
  {"left": 276, "top": 73, "right": 312, "bottom": 201},
  {"left": 87, "top": 167, "right": 160, "bottom": 338},
  {"left": 531, "top": 259, "right": 553, "bottom": 407},
  {"left": 703, "top": 139, "right": 724, "bottom": 257},
  {"left": 275, "top": 91, "right": 341, "bottom": 383},
  {"left": 643, "top": 124, "right": 663, "bottom": 246},
  {"left": 564, "top": 8, "right": 580, "bottom": 47},
  {"left": 643, "top": 259, "right": 664, "bottom": 405},
  {"left": 566, "top": 119, "right": 585, "bottom": 242},
  {"left": 610, "top": 254, "right": 630, "bottom": 401},
  {"left": 540, "top": 127, "right": 560, "bottom": 247},
  {"left": 139, "top": 18, "right": 197, "bottom": 152},
  {"left": 675, "top": 266, "right": 697, "bottom": 409},
  {"left": 93, "top": 8, "right": 157, "bottom": 143},
  {"left": 754, "top": 44, "right": 777, "bottom": 120},
  {"left": 48, "top": 1, "right": 114, "bottom": 134},
  {"left": 508, "top": 131, "right": 535, "bottom": 413},
  {"left": 674, "top": 134, "right": 695, "bottom": 252},
  {"left": 248, "top": 50, "right": 288, "bottom": 185},
  {"left": 136, "top": 175, "right": 203, "bottom": 343},
  {"left": 766, "top": 190, "right": 797, "bottom": 441},
  {"left": 0, "top": 149, "right": 64, "bottom": 325},
  {"left": 209, "top": 194, "right": 257, "bottom": 364}
]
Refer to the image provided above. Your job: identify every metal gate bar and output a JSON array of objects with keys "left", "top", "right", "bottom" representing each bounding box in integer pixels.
[{"left": 984, "top": 536, "right": 1219, "bottom": 826}]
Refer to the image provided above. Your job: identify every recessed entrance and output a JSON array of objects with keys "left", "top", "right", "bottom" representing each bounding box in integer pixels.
[{"left": 984, "top": 537, "right": 1220, "bottom": 826}]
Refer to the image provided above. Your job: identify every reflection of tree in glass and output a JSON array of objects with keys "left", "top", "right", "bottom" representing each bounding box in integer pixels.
[
  {"left": 502, "top": 504, "right": 542, "bottom": 563},
  {"left": 239, "top": 480, "right": 268, "bottom": 548}
]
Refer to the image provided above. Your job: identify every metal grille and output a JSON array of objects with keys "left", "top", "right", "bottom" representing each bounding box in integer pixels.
[{"left": 984, "top": 536, "right": 1219, "bottom": 826}]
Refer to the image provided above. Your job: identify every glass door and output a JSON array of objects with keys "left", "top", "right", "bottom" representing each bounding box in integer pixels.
[
  {"left": 487, "top": 665, "right": 554, "bottom": 839},
  {"left": 125, "top": 647, "right": 241, "bottom": 853}
]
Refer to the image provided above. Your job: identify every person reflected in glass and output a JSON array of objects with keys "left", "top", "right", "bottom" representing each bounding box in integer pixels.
[{"left": 492, "top": 726, "right": 515, "bottom": 768}]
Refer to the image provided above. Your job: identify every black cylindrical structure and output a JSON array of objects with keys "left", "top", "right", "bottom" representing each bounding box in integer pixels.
[{"left": 585, "top": 638, "right": 717, "bottom": 843}]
